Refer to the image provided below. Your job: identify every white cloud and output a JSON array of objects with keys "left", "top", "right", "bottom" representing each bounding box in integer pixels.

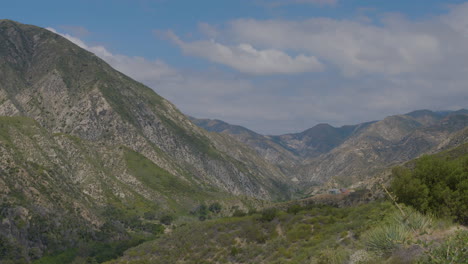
[
  {"left": 46, "top": 27, "right": 178, "bottom": 83},
  {"left": 440, "top": 3, "right": 468, "bottom": 35},
  {"left": 166, "top": 31, "right": 324, "bottom": 75},
  {"left": 260, "top": 0, "right": 337, "bottom": 7},
  {"left": 278, "top": 0, "right": 337, "bottom": 5},
  {"left": 227, "top": 17, "right": 442, "bottom": 76}
]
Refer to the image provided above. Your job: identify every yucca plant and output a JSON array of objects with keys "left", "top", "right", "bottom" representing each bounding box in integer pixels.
[
  {"left": 393, "top": 207, "right": 433, "bottom": 234},
  {"left": 364, "top": 224, "right": 410, "bottom": 254}
]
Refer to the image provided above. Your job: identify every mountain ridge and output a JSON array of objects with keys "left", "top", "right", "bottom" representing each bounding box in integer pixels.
[{"left": 193, "top": 108, "right": 468, "bottom": 190}]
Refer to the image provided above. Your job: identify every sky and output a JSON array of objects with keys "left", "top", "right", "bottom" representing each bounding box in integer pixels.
[{"left": 2, "top": 0, "right": 468, "bottom": 134}]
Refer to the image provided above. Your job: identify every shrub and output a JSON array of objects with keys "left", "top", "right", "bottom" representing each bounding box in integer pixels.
[
  {"left": 317, "top": 247, "right": 349, "bottom": 264},
  {"left": 142, "top": 223, "right": 165, "bottom": 234},
  {"left": 247, "top": 208, "right": 258, "bottom": 215},
  {"left": 192, "top": 204, "right": 209, "bottom": 221},
  {"left": 209, "top": 202, "right": 222, "bottom": 214},
  {"left": 286, "top": 204, "right": 302, "bottom": 215},
  {"left": 391, "top": 154, "right": 468, "bottom": 224},
  {"left": 260, "top": 208, "right": 278, "bottom": 222},
  {"left": 230, "top": 246, "right": 240, "bottom": 256},
  {"left": 232, "top": 209, "right": 246, "bottom": 217},
  {"left": 286, "top": 223, "right": 312, "bottom": 242},
  {"left": 244, "top": 225, "right": 268, "bottom": 243},
  {"left": 143, "top": 211, "right": 157, "bottom": 220},
  {"left": 417, "top": 230, "right": 468, "bottom": 263},
  {"left": 160, "top": 215, "right": 174, "bottom": 225},
  {"left": 364, "top": 224, "right": 410, "bottom": 254}
]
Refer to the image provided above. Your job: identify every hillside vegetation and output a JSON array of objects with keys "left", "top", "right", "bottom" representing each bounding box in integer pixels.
[
  {"left": 0, "top": 19, "right": 290, "bottom": 262},
  {"left": 1, "top": 19, "right": 467, "bottom": 264},
  {"left": 104, "top": 145, "right": 468, "bottom": 264},
  {"left": 106, "top": 201, "right": 466, "bottom": 264}
]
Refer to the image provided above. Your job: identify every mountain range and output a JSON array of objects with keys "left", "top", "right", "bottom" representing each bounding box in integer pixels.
[
  {"left": 193, "top": 109, "right": 468, "bottom": 190},
  {"left": 0, "top": 19, "right": 467, "bottom": 262}
]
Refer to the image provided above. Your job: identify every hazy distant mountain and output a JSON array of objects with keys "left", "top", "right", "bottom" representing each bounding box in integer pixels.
[
  {"left": 190, "top": 118, "right": 300, "bottom": 168},
  {"left": 193, "top": 109, "right": 468, "bottom": 188}
]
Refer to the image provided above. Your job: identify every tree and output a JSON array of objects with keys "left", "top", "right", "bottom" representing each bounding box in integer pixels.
[
  {"left": 390, "top": 154, "right": 468, "bottom": 224},
  {"left": 391, "top": 167, "right": 429, "bottom": 212}
]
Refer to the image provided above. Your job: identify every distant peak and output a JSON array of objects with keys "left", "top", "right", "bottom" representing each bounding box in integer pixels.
[
  {"left": 302, "top": 123, "right": 335, "bottom": 133},
  {"left": 405, "top": 109, "right": 435, "bottom": 117},
  {"left": 314, "top": 123, "right": 334, "bottom": 128}
]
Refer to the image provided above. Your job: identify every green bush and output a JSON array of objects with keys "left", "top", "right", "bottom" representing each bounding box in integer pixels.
[
  {"left": 286, "top": 204, "right": 302, "bottom": 215},
  {"left": 232, "top": 209, "right": 246, "bottom": 217},
  {"left": 260, "top": 208, "right": 278, "bottom": 222},
  {"left": 286, "top": 223, "right": 312, "bottom": 242},
  {"left": 160, "top": 215, "right": 174, "bottom": 225},
  {"left": 143, "top": 211, "right": 157, "bottom": 220},
  {"left": 391, "top": 154, "right": 468, "bottom": 224},
  {"left": 208, "top": 202, "right": 222, "bottom": 214},
  {"left": 192, "top": 204, "right": 209, "bottom": 221}
]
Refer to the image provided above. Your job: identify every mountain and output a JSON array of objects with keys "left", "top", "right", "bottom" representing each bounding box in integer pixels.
[
  {"left": 270, "top": 122, "right": 374, "bottom": 158},
  {"left": 0, "top": 20, "right": 294, "bottom": 261},
  {"left": 193, "top": 109, "right": 468, "bottom": 189},
  {"left": 1, "top": 19, "right": 467, "bottom": 262},
  {"left": 190, "top": 118, "right": 300, "bottom": 169},
  {"left": 300, "top": 112, "right": 468, "bottom": 188}
]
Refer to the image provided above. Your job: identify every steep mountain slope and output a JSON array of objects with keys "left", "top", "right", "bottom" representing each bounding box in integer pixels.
[
  {"left": 0, "top": 20, "right": 294, "bottom": 261},
  {"left": 0, "top": 19, "right": 292, "bottom": 199}
]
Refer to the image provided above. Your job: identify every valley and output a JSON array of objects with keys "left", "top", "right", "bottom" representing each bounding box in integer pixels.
[{"left": 0, "top": 20, "right": 466, "bottom": 264}]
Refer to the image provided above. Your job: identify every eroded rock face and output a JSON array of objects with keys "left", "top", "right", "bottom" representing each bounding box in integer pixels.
[{"left": 0, "top": 19, "right": 292, "bottom": 200}]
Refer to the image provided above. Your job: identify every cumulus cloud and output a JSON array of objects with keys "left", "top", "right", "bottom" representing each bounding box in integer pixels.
[
  {"left": 46, "top": 27, "right": 178, "bottom": 83},
  {"left": 226, "top": 18, "right": 444, "bottom": 76},
  {"left": 295, "top": 0, "right": 336, "bottom": 4},
  {"left": 259, "top": 0, "right": 337, "bottom": 7},
  {"left": 165, "top": 31, "right": 324, "bottom": 75}
]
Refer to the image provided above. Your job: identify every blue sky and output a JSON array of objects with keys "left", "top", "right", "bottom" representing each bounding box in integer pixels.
[{"left": 2, "top": 0, "right": 468, "bottom": 134}]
